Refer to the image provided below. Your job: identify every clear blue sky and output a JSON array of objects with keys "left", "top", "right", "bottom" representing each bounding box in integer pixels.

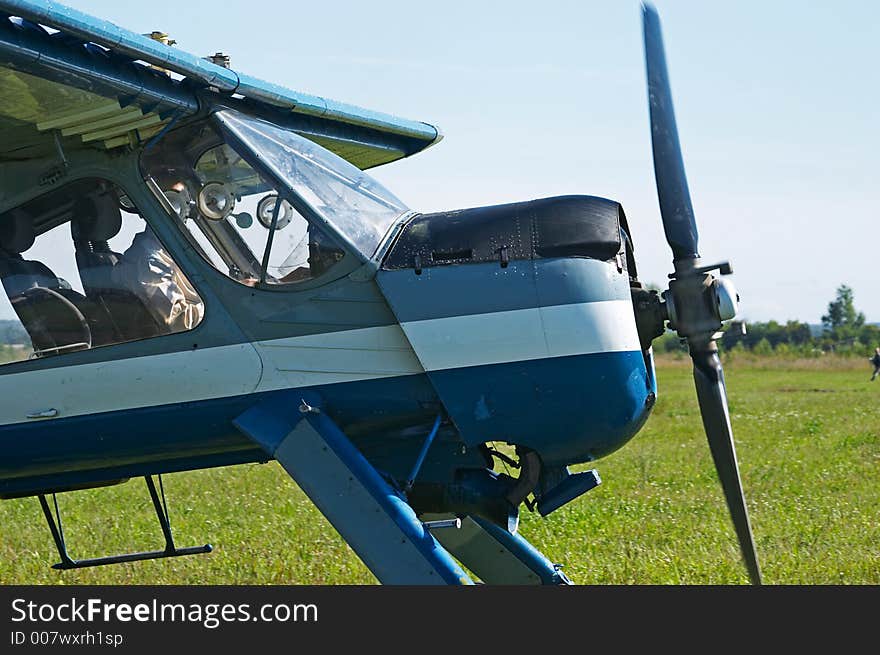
[{"left": 62, "top": 0, "right": 880, "bottom": 324}]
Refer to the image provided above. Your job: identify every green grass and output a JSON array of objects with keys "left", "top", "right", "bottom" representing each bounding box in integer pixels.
[{"left": 1, "top": 358, "right": 877, "bottom": 585}]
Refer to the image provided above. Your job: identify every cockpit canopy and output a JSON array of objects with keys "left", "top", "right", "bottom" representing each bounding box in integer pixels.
[{"left": 140, "top": 110, "right": 411, "bottom": 288}]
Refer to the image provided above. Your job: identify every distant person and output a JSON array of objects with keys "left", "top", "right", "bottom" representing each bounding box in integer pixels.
[{"left": 870, "top": 347, "right": 880, "bottom": 382}]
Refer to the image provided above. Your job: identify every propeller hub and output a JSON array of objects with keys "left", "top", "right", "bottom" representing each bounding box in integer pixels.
[
  {"left": 663, "top": 260, "right": 738, "bottom": 342},
  {"left": 665, "top": 271, "right": 721, "bottom": 341},
  {"left": 714, "top": 277, "right": 739, "bottom": 322}
]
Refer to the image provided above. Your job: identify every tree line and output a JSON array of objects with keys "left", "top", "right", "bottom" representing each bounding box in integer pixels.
[{"left": 656, "top": 284, "right": 879, "bottom": 356}]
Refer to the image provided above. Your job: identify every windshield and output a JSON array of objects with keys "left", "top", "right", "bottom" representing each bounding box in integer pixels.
[
  {"left": 141, "top": 122, "right": 346, "bottom": 287},
  {"left": 215, "top": 110, "right": 409, "bottom": 260}
]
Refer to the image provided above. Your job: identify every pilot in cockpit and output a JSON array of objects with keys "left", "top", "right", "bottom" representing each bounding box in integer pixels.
[
  {"left": 72, "top": 189, "right": 204, "bottom": 335},
  {"left": 113, "top": 222, "right": 205, "bottom": 332}
]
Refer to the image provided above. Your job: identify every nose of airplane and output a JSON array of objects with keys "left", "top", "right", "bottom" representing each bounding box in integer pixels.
[{"left": 376, "top": 195, "right": 656, "bottom": 472}]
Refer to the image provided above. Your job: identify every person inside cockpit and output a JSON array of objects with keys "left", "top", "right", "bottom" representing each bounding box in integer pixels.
[
  {"left": 113, "top": 223, "right": 204, "bottom": 331},
  {"left": 71, "top": 187, "right": 204, "bottom": 338}
]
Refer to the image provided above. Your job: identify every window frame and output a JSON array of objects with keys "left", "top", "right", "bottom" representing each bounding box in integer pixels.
[
  {"left": 146, "top": 173, "right": 266, "bottom": 283},
  {"left": 0, "top": 171, "right": 209, "bottom": 369},
  {"left": 215, "top": 117, "right": 362, "bottom": 288},
  {"left": 213, "top": 111, "right": 367, "bottom": 265},
  {"left": 143, "top": 120, "right": 361, "bottom": 291}
]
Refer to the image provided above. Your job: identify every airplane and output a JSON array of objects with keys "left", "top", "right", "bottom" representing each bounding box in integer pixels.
[{"left": 0, "top": 0, "right": 760, "bottom": 585}]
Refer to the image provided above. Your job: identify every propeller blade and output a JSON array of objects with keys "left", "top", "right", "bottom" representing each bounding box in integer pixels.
[
  {"left": 641, "top": 4, "right": 760, "bottom": 583},
  {"left": 642, "top": 3, "right": 700, "bottom": 262},
  {"left": 691, "top": 346, "right": 762, "bottom": 585}
]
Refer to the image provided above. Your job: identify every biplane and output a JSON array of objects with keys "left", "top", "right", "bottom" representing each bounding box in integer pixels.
[{"left": 0, "top": 0, "right": 760, "bottom": 584}]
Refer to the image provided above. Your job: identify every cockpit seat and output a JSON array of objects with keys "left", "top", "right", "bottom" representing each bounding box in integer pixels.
[
  {"left": 71, "top": 194, "right": 164, "bottom": 342},
  {"left": 0, "top": 209, "right": 92, "bottom": 356}
]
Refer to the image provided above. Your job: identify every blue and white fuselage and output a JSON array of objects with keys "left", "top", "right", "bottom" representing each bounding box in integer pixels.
[
  {"left": 0, "top": 5, "right": 659, "bottom": 579},
  {"left": 0, "top": 0, "right": 754, "bottom": 586},
  {"left": 0, "top": 198, "right": 656, "bottom": 501}
]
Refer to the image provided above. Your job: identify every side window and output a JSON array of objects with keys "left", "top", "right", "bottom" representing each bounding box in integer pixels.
[
  {"left": 141, "top": 124, "right": 346, "bottom": 287},
  {"left": 0, "top": 178, "right": 204, "bottom": 362}
]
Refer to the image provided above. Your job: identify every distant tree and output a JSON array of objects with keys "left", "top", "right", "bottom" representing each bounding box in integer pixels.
[
  {"left": 822, "top": 285, "right": 865, "bottom": 332},
  {"left": 859, "top": 323, "right": 880, "bottom": 348},
  {"left": 722, "top": 319, "right": 812, "bottom": 350},
  {"left": 753, "top": 338, "right": 772, "bottom": 356},
  {"left": 784, "top": 320, "right": 813, "bottom": 345}
]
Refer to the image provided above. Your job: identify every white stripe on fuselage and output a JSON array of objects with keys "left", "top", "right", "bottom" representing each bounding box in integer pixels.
[
  {"left": 254, "top": 324, "right": 424, "bottom": 391},
  {"left": 398, "top": 299, "right": 641, "bottom": 372},
  {"left": 0, "top": 342, "right": 264, "bottom": 427},
  {"left": 0, "top": 300, "right": 639, "bottom": 426}
]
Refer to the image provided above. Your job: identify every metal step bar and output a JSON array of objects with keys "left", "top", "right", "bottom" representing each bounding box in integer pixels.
[{"left": 39, "top": 474, "right": 212, "bottom": 570}]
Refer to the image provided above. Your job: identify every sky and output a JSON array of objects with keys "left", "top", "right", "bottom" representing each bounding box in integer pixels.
[{"left": 46, "top": 1, "right": 880, "bottom": 323}]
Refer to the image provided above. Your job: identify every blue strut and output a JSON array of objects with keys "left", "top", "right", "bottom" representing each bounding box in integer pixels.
[
  {"left": 233, "top": 391, "right": 472, "bottom": 585},
  {"left": 431, "top": 516, "right": 572, "bottom": 585},
  {"left": 404, "top": 414, "right": 442, "bottom": 493}
]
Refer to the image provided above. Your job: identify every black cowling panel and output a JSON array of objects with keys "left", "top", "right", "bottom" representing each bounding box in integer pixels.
[{"left": 382, "top": 195, "right": 624, "bottom": 270}]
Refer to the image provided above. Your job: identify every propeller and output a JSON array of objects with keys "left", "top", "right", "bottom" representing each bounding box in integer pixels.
[{"left": 641, "top": 3, "right": 761, "bottom": 585}]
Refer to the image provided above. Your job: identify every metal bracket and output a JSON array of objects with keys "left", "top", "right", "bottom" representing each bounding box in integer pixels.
[
  {"left": 38, "top": 475, "right": 212, "bottom": 570},
  {"left": 423, "top": 518, "right": 462, "bottom": 530},
  {"left": 299, "top": 399, "right": 321, "bottom": 415},
  {"left": 670, "top": 260, "right": 733, "bottom": 278}
]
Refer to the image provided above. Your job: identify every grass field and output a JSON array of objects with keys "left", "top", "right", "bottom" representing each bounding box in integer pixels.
[{"left": 1, "top": 357, "right": 877, "bottom": 585}]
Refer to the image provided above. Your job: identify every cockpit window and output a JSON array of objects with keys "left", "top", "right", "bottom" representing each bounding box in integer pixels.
[
  {"left": 214, "top": 110, "right": 410, "bottom": 260},
  {"left": 141, "top": 122, "right": 346, "bottom": 287},
  {"left": 0, "top": 178, "right": 204, "bottom": 363}
]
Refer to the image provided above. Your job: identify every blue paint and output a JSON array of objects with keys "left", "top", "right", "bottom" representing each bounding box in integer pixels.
[
  {"left": 0, "top": 373, "right": 436, "bottom": 495},
  {"left": 231, "top": 394, "right": 304, "bottom": 454},
  {"left": 251, "top": 394, "right": 470, "bottom": 584},
  {"left": 0, "top": 393, "right": 259, "bottom": 491},
  {"left": 1, "top": 0, "right": 239, "bottom": 90},
  {"left": 404, "top": 413, "right": 442, "bottom": 491},
  {"left": 234, "top": 71, "right": 440, "bottom": 142},
  {"left": 427, "top": 351, "right": 653, "bottom": 466},
  {"left": 471, "top": 517, "right": 571, "bottom": 585},
  {"left": 378, "top": 257, "right": 628, "bottom": 323},
  {"left": 534, "top": 257, "right": 631, "bottom": 307},
  {"left": 302, "top": 405, "right": 470, "bottom": 584},
  {"left": 0, "top": 349, "right": 652, "bottom": 496},
  {"left": 536, "top": 469, "right": 601, "bottom": 516},
  {"left": 1, "top": 0, "right": 439, "bottom": 142},
  {"left": 474, "top": 395, "right": 492, "bottom": 421},
  {"left": 0, "top": 448, "right": 267, "bottom": 499},
  {"left": 0, "top": 16, "right": 198, "bottom": 115}
]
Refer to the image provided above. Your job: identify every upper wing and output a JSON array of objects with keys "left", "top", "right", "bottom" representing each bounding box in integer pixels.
[{"left": 0, "top": 0, "right": 441, "bottom": 168}]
